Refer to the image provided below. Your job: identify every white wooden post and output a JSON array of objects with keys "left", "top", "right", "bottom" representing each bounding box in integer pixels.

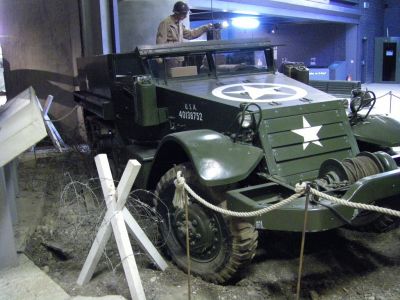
[
  {"left": 36, "top": 95, "right": 67, "bottom": 152},
  {"left": 77, "top": 154, "right": 168, "bottom": 300}
]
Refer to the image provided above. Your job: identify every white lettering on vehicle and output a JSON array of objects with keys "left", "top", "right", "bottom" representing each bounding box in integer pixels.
[{"left": 178, "top": 110, "right": 203, "bottom": 121}]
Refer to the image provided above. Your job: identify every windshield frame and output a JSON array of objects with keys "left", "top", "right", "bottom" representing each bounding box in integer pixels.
[{"left": 139, "top": 39, "right": 277, "bottom": 83}]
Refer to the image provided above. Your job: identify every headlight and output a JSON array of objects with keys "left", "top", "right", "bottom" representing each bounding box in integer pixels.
[{"left": 238, "top": 112, "right": 253, "bottom": 128}]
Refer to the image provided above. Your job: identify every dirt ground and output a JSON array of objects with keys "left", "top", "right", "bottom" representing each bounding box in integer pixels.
[{"left": 20, "top": 150, "right": 400, "bottom": 300}]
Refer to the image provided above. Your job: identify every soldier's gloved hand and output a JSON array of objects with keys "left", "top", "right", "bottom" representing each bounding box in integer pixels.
[{"left": 204, "top": 23, "right": 213, "bottom": 31}]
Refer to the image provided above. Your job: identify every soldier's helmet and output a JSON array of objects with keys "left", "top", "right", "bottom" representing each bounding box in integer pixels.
[{"left": 173, "top": 1, "right": 190, "bottom": 16}]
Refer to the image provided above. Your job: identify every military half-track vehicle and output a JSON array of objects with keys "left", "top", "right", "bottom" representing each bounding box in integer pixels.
[{"left": 75, "top": 39, "right": 400, "bottom": 283}]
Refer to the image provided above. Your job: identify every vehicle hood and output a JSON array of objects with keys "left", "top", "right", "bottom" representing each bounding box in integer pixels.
[{"left": 156, "top": 72, "right": 338, "bottom": 109}]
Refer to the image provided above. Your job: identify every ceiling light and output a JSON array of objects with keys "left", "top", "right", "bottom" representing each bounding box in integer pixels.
[
  {"left": 232, "top": 10, "right": 259, "bottom": 16},
  {"left": 232, "top": 17, "right": 260, "bottom": 29},
  {"left": 221, "top": 20, "right": 229, "bottom": 28}
]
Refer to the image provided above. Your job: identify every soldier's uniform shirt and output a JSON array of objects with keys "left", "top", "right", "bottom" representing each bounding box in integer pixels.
[{"left": 156, "top": 15, "right": 208, "bottom": 44}]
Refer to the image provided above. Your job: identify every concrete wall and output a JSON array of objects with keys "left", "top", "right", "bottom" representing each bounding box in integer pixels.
[
  {"left": 80, "top": 0, "right": 104, "bottom": 56},
  {"left": 118, "top": 0, "right": 177, "bottom": 51},
  {"left": 0, "top": 0, "right": 82, "bottom": 141}
]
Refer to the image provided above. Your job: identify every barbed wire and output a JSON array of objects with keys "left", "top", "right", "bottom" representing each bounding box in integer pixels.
[
  {"left": 56, "top": 170, "right": 171, "bottom": 274},
  {"left": 45, "top": 105, "right": 80, "bottom": 123}
]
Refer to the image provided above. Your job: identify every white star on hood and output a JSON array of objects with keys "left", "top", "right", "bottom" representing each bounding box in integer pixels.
[
  {"left": 291, "top": 117, "right": 323, "bottom": 150},
  {"left": 226, "top": 85, "right": 291, "bottom": 100}
]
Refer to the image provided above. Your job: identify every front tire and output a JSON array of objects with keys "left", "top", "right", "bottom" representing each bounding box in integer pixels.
[{"left": 155, "top": 163, "right": 258, "bottom": 284}]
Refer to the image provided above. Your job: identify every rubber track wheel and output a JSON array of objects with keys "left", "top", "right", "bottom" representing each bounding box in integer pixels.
[
  {"left": 357, "top": 214, "right": 400, "bottom": 233},
  {"left": 349, "top": 197, "right": 400, "bottom": 233}
]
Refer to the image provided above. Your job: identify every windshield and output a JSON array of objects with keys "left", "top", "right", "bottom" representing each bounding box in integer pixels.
[
  {"left": 147, "top": 53, "right": 210, "bottom": 80},
  {"left": 213, "top": 50, "right": 269, "bottom": 75},
  {"left": 147, "top": 48, "right": 273, "bottom": 81}
]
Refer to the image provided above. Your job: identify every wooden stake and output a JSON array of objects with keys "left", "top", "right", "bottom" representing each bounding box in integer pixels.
[
  {"left": 77, "top": 154, "right": 168, "bottom": 300},
  {"left": 36, "top": 95, "right": 67, "bottom": 152}
]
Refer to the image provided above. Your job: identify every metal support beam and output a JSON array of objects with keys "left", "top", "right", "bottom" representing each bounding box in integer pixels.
[
  {"left": 109, "top": 0, "right": 120, "bottom": 53},
  {"left": 99, "top": 0, "right": 113, "bottom": 54},
  {"left": 79, "top": 0, "right": 121, "bottom": 55},
  {"left": 346, "top": 24, "right": 360, "bottom": 80}
]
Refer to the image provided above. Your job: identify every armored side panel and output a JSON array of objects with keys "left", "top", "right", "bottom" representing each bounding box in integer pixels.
[
  {"left": 309, "top": 80, "right": 361, "bottom": 98},
  {"left": 76, "top": 52, "right": 144, "bottom": 99},
  {"left": 76, "top": 52, "right": 169, "bottom": 141},
  {"left": 77, "top": 55, "right": 113, "bottom": 99}
]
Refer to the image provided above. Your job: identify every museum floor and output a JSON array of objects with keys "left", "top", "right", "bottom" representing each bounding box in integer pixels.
[{"left": 362, "top": 83, "right": 400, "bottom": 115}]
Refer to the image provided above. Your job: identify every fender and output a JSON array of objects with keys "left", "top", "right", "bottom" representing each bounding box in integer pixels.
[
  {"left": 352, "top": 114, "right": 400, "bottom": 147},
  {"left": 149, "top": 129, "right": 264, "bottom": 187}
]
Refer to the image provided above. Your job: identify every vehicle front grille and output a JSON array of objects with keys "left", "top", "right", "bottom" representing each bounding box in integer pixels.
[{"left": 259, "top": 101, "right": 359, "bottom": 185}]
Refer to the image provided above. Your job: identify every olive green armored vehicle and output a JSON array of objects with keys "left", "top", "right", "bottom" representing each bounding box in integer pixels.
[{"left": 75, "top": 39, "right": 400, "bottom": 283}]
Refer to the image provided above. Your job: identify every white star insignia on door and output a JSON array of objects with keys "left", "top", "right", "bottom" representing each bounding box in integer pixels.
[{"left": 291, "top": 117, "right": 323, "bottom": 150}]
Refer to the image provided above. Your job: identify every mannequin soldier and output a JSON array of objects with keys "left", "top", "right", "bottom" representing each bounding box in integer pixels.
[{"left": 156, "top": 1, "right": 212, "bottom": 44}]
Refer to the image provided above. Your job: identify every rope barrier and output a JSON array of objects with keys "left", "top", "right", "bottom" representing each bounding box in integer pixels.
[
  {"left": 173, "top": 171, "right": 304, "bottom": 217},
  {"left": 375, "top": 91, "right": 392, "bottom": 100},
  {"left": 174, "top": 171, "right": 400, "bottom": 300},
  {"left": 174, "top": 172, "right": 400, "bottom": 219},
  {"left": 373, "top": 90, "right": 400, "bottom": 101},
  {"left": 309, "top": 187, "right": 400, "bottom": 218},
  {"left": 391, "top": 93, "right": 400, "bottom": 100}
]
